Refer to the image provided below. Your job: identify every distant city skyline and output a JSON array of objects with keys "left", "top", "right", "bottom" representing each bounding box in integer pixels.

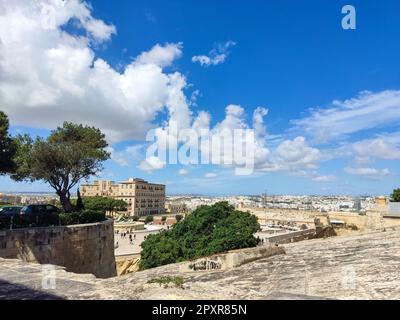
[
  {"left": 1, "top": 0, "right": 400, "bottom": 195},
  {"left": 0, "top": 188, "right": 391, "bottom": 198}
]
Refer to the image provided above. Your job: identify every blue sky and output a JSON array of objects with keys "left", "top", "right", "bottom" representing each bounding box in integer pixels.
[{"left": 0, "top": 0, "right": 400, "bottom": 195}]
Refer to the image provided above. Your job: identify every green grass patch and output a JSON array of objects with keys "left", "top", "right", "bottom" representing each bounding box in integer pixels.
[{"left": 147, "top": 276, "right": 184, "bottom": 289}]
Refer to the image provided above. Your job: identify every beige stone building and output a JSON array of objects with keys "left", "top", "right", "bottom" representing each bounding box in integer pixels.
[
  {"left": 165, "top": 202, "right": 188, "bottom": 215},
  {"left": 81, "top": 178, "right": 165, "bottom": 216}
]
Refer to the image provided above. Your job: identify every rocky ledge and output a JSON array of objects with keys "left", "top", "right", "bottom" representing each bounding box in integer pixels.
[{"left": 1, "top": 229, "right": 400, "bottom": 300}]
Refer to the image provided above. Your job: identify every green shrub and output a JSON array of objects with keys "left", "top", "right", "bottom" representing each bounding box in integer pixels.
[
  {"left": 59, "top": 212, "right": 79, "bottom": 226},
  {"left": 175, "top": 215, "right": 183, "bottom": 222},
  {"left": 147, "top": 276, "right": 184, "bottom": 289},
  {"left": 145, "top": 215, "right": 154, "bottom": 224},
  {"left": 59, "top": 210, "right": 106, "bottom": 226},
  {"left": 0, "top": 210, "right": 105, "bottom": 230},
  {"left": 391, "top": 189, "right": 400, "bottom": 202},
  {"left": 140, "top": 202, "right": 260, "bottom": 270}
]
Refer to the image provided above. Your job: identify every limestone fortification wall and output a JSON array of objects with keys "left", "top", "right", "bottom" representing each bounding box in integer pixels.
[
  {"left": 245, "top": 206, "right": 400, "bottom": 231},
  {"left": 262, "top": 229, "right": 317, "bottom": 244},
  {"left": 0, "top": 220, "right": 116, "bottom": 278},
  {"left": 179, "top": 245, "right": 285, "bottom": 273}
]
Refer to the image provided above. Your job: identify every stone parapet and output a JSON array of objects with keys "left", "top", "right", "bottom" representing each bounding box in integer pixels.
[
  {"left": 0, "top": 220, "right": 116, "bottom": 278},
  {"left": 179, "top": 245, "right": 285, "bottom": 273}
]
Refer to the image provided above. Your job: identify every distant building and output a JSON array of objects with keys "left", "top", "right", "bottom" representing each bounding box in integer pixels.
[
  {"left": 389, "top": 202, "right": 400, "bottom": 217},
  {"left": 353, "top": 198, "right": 362, "bottom": 212},
  {"left": 0, "top": 194, "right": 21, "bottom": 204},
  {"left": 165, "top": 202, "right": 188, "bottom": 215},
  {"left": 376, "top": 196, "right": 387, "bottom": 207},
  {"left": 81, "top": 178, "right": 165, "bottom": 216}
]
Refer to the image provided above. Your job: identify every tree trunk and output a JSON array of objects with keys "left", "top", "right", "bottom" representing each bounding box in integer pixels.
[{"left": 59, "top": 190, "right": 74, "bottom": 213}]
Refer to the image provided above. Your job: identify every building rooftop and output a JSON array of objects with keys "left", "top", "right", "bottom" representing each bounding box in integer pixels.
[
  {"left": 120, "top": 178, "right": 146, "bottom": 184},
  {"left": 389, "top": 202, "right": 400, "bottom": 216},
  {"left": 81, "top": 178, "right": 165, "bottom": 186}
]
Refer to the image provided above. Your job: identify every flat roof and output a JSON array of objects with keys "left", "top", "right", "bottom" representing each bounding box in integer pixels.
[{"left": 82, "top": 178, "right": 165, "bottom": 187}]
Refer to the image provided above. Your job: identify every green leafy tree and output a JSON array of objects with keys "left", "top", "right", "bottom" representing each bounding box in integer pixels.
[
  {"left": 141, "top": 233, "right": 183, "bottom": 267},
  {"left": 145, "top": 215, "right": 154, "bottom": 224},
  {"left": 81, "top": 196, "right": 127, "bottom": 213},
  {"left": 391, "top": 189, "right": 400, "bottom": 202},
  {"left": 0, "top": 111, "right": 17, "bottom": 175},
  {"left": 12, "top": 122, "right": 110, "bottom": 212},
  {"left": 175, "top": 214, "right": 183, "bottom": 222},
  {"left": 140, "top": 202, "right": 260, "bottom": 270}
]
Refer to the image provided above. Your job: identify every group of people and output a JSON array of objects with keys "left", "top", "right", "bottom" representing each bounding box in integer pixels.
[
  {"left": 128, "top": 233, "right": 136, "bottom": 245},
  {"left": 115, "top": 230, "right": 136, "bottom": 239},
  {"left": 114, "top": 229, "right": 138, "bottom": 246},
  {"left": 256, "top": 236, "right": 266, "bottom": 246}
]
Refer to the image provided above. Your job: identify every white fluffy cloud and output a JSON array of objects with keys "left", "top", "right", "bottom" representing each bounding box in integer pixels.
[
  {"left": 2, "top": 1, "right": 376, "bottom": 184},
  {"left": 204, "top": 173, "right": 217, "bottom": 179},
  {"left": 178, "top": 169, "right": 188, "bottom": 176},
  {"left": 83, "top": 15, "right": 116, "bottom": 42},
  {"left": 311, "top": 174, "right": 337, "bottom": 183},
  {"left": 145, "top": 102, "right": 325, "bottom": 179},
  {"left": 202, "top": 105, "right": 271, "bottom": 169},
  {"left": 106, "top": 146, "right": 129, "bottom": 167},
  {"left": 138, "top": 156, "right": 166, "bottom": 173},
  {"left": 138, "top": 99, "right": 329, "bottom": 180},
  {"left": 106, "top": 144, "right": 145, "bottom": 167},
  {"left": 344, "top": 166, "right": 391, "bottom": 180},
  {"left": 138, "top": 104, "right": 276, "bottom": 175},
  {"left": 255, "top": 136, "right": 322, "bottom": 176},
  {"left": 276, "top": 137, "right": 321, "bottom": 169},
  {"left": 192, "top": 41, "right": 236, "bottom": 67},
  {"left": 292, "top": 90, "right": 400, "bottom": 143},
  {"left": 351, "top": 134, "right": 400, "bottom": 164},
  {"left": 0, "top": 0, "right": 190, "bottom": 142},
  {"left": 135, "top": 42, "right": 182, "bottom": 68}
]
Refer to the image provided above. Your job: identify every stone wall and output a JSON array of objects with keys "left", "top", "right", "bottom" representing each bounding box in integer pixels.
[
  {"left": 244, "top": 207, "right": 320, "bottom": 219},
  {"left": 179, "top": 245, "right": 285, "bottom": 273},
  {"left": 260, "top": 229, "right": 317, "bottom": 244},
  {"left": 3, "top": 229, "right": 400, "bottom": 300},
  {"left": 317, "top": 210, "right": 400, "bottom": 232},
  {"left": 0, "top": 220, "right": 116, "bottom": 278},
  {"left": 247, "top": 206, "right": 400, "bottom": 233}
]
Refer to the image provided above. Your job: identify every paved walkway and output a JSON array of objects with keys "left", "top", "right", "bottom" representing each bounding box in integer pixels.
[{"left": 114, "top": 226, "right": 168, "bottom": 256}]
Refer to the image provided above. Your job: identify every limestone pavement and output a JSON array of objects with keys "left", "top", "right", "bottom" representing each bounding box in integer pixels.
[{"left": 1, "top": 229, "right": 400, "bottom": 300}]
